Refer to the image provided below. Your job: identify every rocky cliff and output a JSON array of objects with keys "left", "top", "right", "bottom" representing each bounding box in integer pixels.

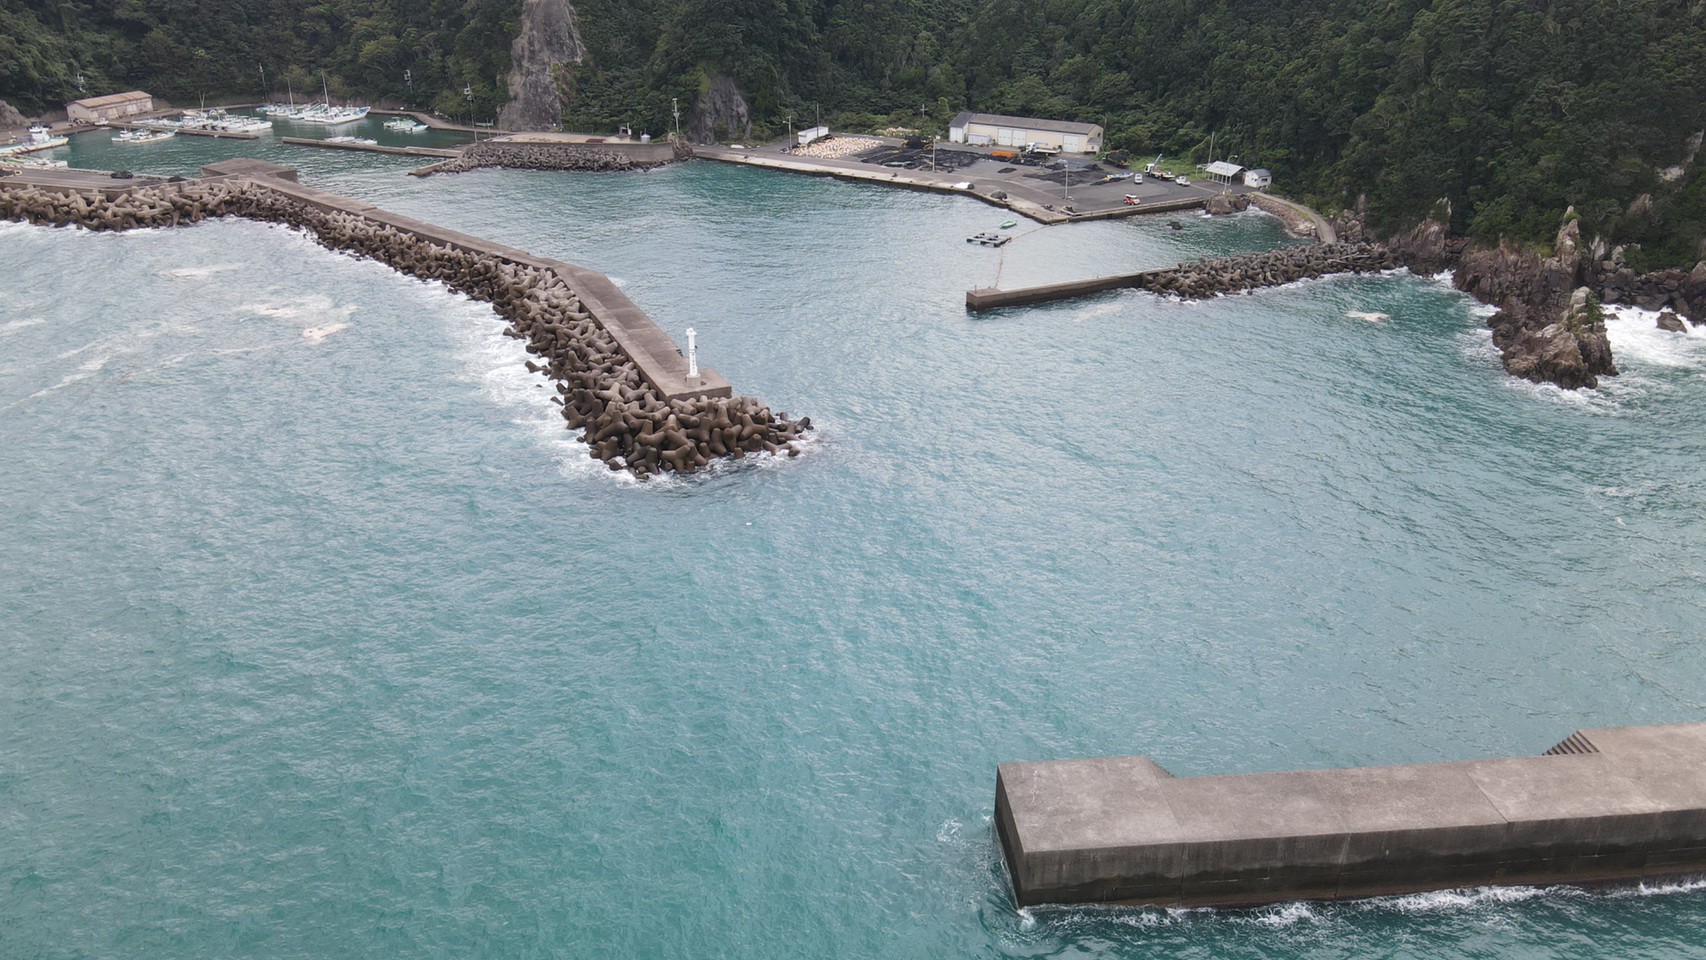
[
  {"left": 686, "top": 75, "right": 750, "bottom": 144},
  {"left": 497, "top": 0, "right": 585, "bottom": 132},
  {"left": 0, "top": 99, "right": 27, "bottom": 131}
]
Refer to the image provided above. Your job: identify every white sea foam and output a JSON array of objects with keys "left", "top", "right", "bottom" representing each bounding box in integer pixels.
[
  {"left": 20, "top": 350, "right": 113, "bottom": 404},
  {"left": 301, "top": 322, "right": 350, "bottom": 343},
  {"left": 1378, "top": 884, "right": 1553, "bottom": 914},
  {"left": 1603, "top": 304, "right": 1706, "bottom": 370},
  {"left": 0, "top": 317, "right": 47, "bottom": 337},
  {"left": 161, "top": 263, "right": 246, "bottom": 280},
  {"left": 1345, "top": 310, "right": 1389, "bottom": 323},
  {"left": 244, "top": 295, "right": 357, "bottom": 325},
  {"left": 1241, "top": 901, "right": 1322, "bottom": 927}
]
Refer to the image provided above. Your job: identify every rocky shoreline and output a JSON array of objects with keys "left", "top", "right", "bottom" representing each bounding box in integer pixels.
[
  {"left": 1340, "top": 210, "right": 1706, "bottom": 390},
  {"left": 0, "top": 177, "right": 807, "bottom": 478}
]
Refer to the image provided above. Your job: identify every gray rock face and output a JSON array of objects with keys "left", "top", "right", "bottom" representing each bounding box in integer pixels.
[
  {"left": 1657, "top": 311, "right": 1687, "bottom": 333},
  {"left": 497, "top": 0, "right": 585, "bottom": 132},
  {"left": 686, "top": 75, "right": 750, "bottom": 144},
  {"left": 0, "top": 99, "right": 27, "bottom": 129}
]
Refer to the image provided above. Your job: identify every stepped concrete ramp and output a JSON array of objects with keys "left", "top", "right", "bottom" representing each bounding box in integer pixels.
[{"left": 996, "top": 722, "right": 1706, "bottom": 908}]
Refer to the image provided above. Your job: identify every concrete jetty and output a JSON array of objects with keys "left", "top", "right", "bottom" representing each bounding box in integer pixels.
[
  {"left": 996, "top": 722, "right": 1706, "bottom": 909},
  {"left": 412, "top": 137, "right": 685, "bottom": 176},
  {"left": 0, "top": 160, "right": 807, "bottom": 475},
  {"left": 280, "top": 136, "right": 461, "bottom": 159},
  {"left": 967, "top": 243, "right": 1394, "bottom": 311}
]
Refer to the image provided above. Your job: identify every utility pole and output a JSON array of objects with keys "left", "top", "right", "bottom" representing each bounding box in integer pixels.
[
  {"left": 404, "top": 69, "right": 412, "bottom": 107},
  {"left": 258, "top": 64, "right": 265, "bottom": 100},
  {"left": 786, "top": 112, "right": 792, "bottom": 148},
  {"left": 672, "top": 97, "right": 681, "bottom": 141},
  {"left": 464, "top": 83, "right": 473, "bottom": 132}
]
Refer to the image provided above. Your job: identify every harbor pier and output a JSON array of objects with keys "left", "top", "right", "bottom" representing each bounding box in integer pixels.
[{"left": 997, "top": 722, "right": 1706, "bottom": 909}]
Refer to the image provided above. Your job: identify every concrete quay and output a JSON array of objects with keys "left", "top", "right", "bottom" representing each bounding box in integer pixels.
[
  {"left": 696, "top": 142, "right": 1244, "bottom": 225},
  {"left": 997, "top": 722, "right": 1706, "bottom": 909},
  {"left": 967, "top": 271, "right": 1167, "bottom": 310},
  {"left": 280, "top": 137, "right": 461, "bottom": 159}
]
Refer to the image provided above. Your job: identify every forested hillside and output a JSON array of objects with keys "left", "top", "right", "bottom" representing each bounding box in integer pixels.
[
  {"left": 3, "top": 0, "right": 1703, "bottom": 266},
  {"left": 0, "top": 1, "right": 522, "bottom": 120}
]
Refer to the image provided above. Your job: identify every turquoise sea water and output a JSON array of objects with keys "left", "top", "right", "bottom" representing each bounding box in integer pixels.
[{"left": 4, "top": 126, "right": 1706, "bottom": 958}]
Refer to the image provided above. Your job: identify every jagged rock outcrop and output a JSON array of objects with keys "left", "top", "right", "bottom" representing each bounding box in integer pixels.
[
  {"left": 1657, "top": 311, "right": 1687, "bottom": 333},
  {"left": 0, "top": 99, "right": 27, "bottom": 129},
  {"left": 1451, "top": 220, "right": 1617, "bottom": 389},
  {"left": 1202, "top": 193, "right": 1251, "bottom": 216},
  {"left": 1591, "top": 250, "right": 1705, "bottom": 321},
  {"left": 1493, "top": 287, "right": 1616, "bottom": 390},
  {"left": 1385, "top": 218, "right": 1465, "bottom": 276},
  {"left": 686, "top": 75, "right": 750, "bottom": 144},
  {"left": 497, "top": 0, "right": 585, "bottom": 131}
]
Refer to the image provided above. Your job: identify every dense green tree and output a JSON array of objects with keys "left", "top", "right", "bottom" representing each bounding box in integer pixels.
[{"left": 2, "top": 0, "right": 1703, "bottom": 265}]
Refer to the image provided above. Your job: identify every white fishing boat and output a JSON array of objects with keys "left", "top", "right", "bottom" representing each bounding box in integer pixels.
[
  {"left": 112, "top": 127, "right": 176, "bottom": 144},
  {"left": 0, "top": 125, "right": 70, "bottom": 155},
  {"left": 295, "top": 75, "right": 370, "bottom": 126},
  {"left": 299, "top": 104, "right": 370, "bottom": 126},
  {"left": 383, "top": 117, "right": 427, "bottom": 133},
  {"left": 325, "top": 136, "right": 378, "bottom": 146}
]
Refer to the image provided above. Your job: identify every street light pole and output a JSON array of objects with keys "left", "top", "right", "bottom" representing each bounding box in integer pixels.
[{"left": 672, "top": 97, "right": 681, "bottom": 141}]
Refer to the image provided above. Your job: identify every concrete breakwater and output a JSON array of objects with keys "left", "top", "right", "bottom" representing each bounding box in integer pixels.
[
  {"left": 414, "top": 139, "right": 689, "bottom": 177},
  {"left": 966, "top": 242, "right": 1393, "bottom": 311},
  {"left": 1135, "top": 242, "right": 1394, "bottom": 298},
  {"left": 0, "top": 165, "right": 808, "bottom": 478},
  {"left": 998, "top": 721, "right": 1706, "bottom": 909}
]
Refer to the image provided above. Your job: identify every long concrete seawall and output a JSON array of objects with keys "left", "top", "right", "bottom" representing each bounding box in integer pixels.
[
  {"left": 0, "top": 160, "right": 808, "bottom": 477},
  {"left": 280, "top": 136, "right": 461, "bottom": 159},
  {"left": 412, "top": 139, "right": 687, "bottom": 177},
  {"left": 967, "top": 243, "right": 1394, "bottom": 311},
  {"left": 997, "top": 722, "right": 1706, "bottom": 909}
]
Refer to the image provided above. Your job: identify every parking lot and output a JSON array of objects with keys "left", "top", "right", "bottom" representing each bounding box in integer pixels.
[{"left": 740, "top": 133, "right": 1256, "bottom": 219}]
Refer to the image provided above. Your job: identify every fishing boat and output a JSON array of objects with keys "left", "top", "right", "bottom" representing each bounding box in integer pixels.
[
  {"left": 999, "top": 219, "right": 1017, "bottom": 229},
  {"left": 383, "top": 117, "right": 427, "bottom": 133},
  {"left": 325, "top": 136, "right": 378, "bottom": 146},
  {"left": 112, "top": 127, "right": 176, "bottom": 144},
  {"left": 0, "top": 125, "right": 70, "bottom": 155},
  {"left": 295, "top": 75, "right": 370, "bottom": 125}
]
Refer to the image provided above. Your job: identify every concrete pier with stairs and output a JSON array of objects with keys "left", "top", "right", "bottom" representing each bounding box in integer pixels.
[{"left": 996, "top": 722, "right": 1706, "bottom": 909}]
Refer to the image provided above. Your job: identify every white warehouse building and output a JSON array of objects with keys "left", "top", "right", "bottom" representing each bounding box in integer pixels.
[{"left": 947, "top": 112, "right": 1104, "bottom": 154}]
